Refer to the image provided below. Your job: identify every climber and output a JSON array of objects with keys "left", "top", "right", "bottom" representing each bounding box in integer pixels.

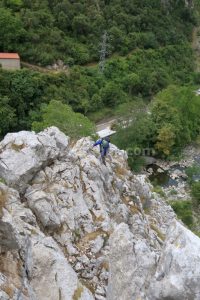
[{"left": 93, "top": 136, "right": 110, "bottom": 165}]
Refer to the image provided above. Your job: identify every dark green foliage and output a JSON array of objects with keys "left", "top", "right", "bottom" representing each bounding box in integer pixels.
[
  {"left": 0, "top": 7, "right": 25, "bottom": 51},
  {"left": 0, "top": 68, "right": 47, "bottom": 135},
  {"left": 100, "top": 82, "right": 126, "bottom": 107},
  {"left": 186, "top": 164, "right": 200, "bottom": 184},
  {"left": 191, "top": 182, "right": 200, "bottom": 204},
  {"left": 127, "top": 155, "right": 145, "bottom": 173},
  {"left": 112, "top": 107, "right": 155, "bottom": 151},
  {"left": 112, "top": 101, "right": 156, "bottom": 172},
  {"left": 32, "top": 100, "right": 95, "bottom": 138},
  {"left": 151, "top": 85, "right": 200, "bottom": 156},
  {"left": 185, "top": 164, "right": 200, "bottom": 207},
  {"left": 0, "top": 96, "right": 16, "bottom": 136},
  {"left": 169, "top": 200, "right": 193, "bottom": 228},
  {"left": 0, "top": 0, "right": 197, "bottom": 65},
  {"left": 111, "top": 84, "right": 200, "bottom": 159},
  {"left": 0, "top": 0, "right": 199, "bottom": 143}
]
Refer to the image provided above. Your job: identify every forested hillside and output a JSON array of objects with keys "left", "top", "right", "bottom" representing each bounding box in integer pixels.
[
  {"left": 0, "top": 0, "right": 197, "bottom": 65},
  {"left": 0, "top": 0, "right": 200, "bottom": 158}
]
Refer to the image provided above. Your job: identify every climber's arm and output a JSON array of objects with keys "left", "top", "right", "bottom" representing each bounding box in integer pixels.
[{"left": 93, "top": 139, "right": 102, "bottom": 147}]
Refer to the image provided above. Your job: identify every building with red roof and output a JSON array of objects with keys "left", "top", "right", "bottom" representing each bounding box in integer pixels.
[{"left": 0, "top": 53, "right": 20, "bottom": 70}]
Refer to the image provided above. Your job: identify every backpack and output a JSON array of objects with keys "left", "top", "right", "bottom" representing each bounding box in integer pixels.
[{"left": 101, "top": 139, "right": 109, "bottom": 149}]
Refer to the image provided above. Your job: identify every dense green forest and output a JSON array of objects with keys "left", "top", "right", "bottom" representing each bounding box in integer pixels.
[
  {"left": 0, "top": 0, "right": 197, "bottom": 65},
  {"left": 0, "top": 0, "right": 200, "bottom": 155}
]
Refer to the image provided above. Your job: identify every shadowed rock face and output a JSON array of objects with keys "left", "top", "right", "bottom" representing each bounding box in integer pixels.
[{"left": 0, "top": 127, "right": 199, "bottom": 300}]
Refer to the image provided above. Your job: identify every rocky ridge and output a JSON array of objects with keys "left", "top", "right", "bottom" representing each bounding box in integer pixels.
[{"left": 0, "top": 127, "right": 200, "bottom": 300}]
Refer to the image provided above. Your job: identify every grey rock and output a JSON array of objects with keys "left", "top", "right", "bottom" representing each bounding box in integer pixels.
[
  {"left": 147, "top": 221, "right": 200, "bottom": 300},
  {"left": 0, "top": 128, "right": 199, "bottom": 300},
  {"left": 107, "top": 223, "right": 156, "bottom": 300},
  {"left": 90, "top": 236, "right": 104, "bottom": 254},
  {"left": 31, "top": 236, "right": 94, "bottom": 300},
  {"left": 0, "top": 127, "right": 69, "bottom": 192},
  {"left": 25, "top": 190, "right": 61, "bottom": 229},
  {"left": 143, "top": 156, "right": 156, "bottom": 165},
  {"left": 0, "top": 291, "right": 10, "bottom": 300},
  {"left": 0, "top": 209, "right": 20, "bottom": 250}
]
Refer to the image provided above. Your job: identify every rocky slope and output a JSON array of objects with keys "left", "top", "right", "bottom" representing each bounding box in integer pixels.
[{"left": 0, "top": 127, "right": 200, "bottom": 300}]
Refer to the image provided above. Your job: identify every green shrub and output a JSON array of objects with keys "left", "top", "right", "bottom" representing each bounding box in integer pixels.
[
  {"left": 127, "top": 155, "right": 145, "bottom": 173},
  {"left": 169, "top": 189, "right": 178, "bottom": 195},
  {"left": 186, "top": 164, "right": 200, "bottom": 184},
  {"left": 152, "top": 86, "right": 200, "bottom": 156},
  {"left": 169, "top": 200, "right": 193, "bottom": 228},
  {"left": 152, "top": 186, "right": 166, "bottom": 198},
  {"left": 32, "top": 100, "right": 95, "bottom": 139},
  {"left": 191, "top": 182, "right": 200, "bottom": 204}
]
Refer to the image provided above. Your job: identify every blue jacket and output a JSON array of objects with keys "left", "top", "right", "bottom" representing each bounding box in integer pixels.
[{"left": 93, "top": 138, "right": 110, "bottom": 156}]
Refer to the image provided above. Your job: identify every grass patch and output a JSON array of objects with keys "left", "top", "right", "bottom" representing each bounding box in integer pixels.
[
  {"left": 76, "top": 229, "right": 107, "bottom": 252},
  {"left": 0, "top": 188, "right": 7, "bottom": 215},
  {"left": 73, "top": 284, "right": 84, "bottom": 300},
  {"left": 122, "top": 196, "right": 141, "bottom": 214},
  {"left": 192, "top": 230, "right": 200, "bottom": 238},
  {"left": 169, "top": 189, "right": 178, "bottom": 195},
  {"left": 129, "top": 205, "right": 141, "bottom": 214},
  {"left": 168, "top": 200, "right": 193, "bottom": 228},
  {"left": 0, "top": 178, "right": 6, "bottom": 184},
  {"left": 11, "top": 143, "right": 25, "bottom": 152},
  {"left": 152, "top": 186, "right": 166, "bottom": 198},
  {"left": 150, "top": 223, "right": 165, "bottom": 241},
  {"left": 115, "top": 166, "right": 128, "bottom": 177},
  {"left": 80, "top": 280, "right": 95, "bottom": 296},
  {"left": 0, "top": 284, "right": 14, "bottom": 298}
]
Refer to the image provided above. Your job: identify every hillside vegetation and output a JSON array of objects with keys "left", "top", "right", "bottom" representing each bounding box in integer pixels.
[
  {"left": 0, "top": 0, "right": 197, "bottom": 65},
  {"left": 0, "top": 0, "right": 200, "bottom": 158}
]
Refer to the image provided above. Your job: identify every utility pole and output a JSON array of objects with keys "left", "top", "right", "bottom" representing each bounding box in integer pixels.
[
  {"left": 99, "top": 31, "right": 108, "bottom": 73},
  {"left": 161, "top": 0, "right": 170, "bottom": 12},
  {"left": 94, "top": 0, "right": 100, "bottom": 13},
  {"left": 184, "top": 0, "right": 194, "bottom": 8}
]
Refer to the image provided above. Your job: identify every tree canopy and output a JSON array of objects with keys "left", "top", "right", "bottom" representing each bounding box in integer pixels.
[{"left": 32, "top": 100, "right": 95, "bottom": 138}]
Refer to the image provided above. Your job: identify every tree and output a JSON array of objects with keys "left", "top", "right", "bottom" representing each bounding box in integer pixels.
[
  {"left": 100, "top": 82, "right": 126, "bottom": 107},
  {"left": 155, "top": 125, "right": 176, "bottom": 156},
  {"left": 3, "top": 0, "right": 22, "bottom": 11},
  {"left": 32, "top": 100, "right": 95, "bottom": 138},
  {"left": 0, "top": 96, "right": 16, "bottom": 137},
  {"left": 72, "top": 15, "right": 91, "bottom": 35},
  {"left": 123, "top": 73, "right": 140, "bottom": 95},
  {"left": 113, "top": 108, "right": 155, "bottom": 151},
  {"left": 151, "top": 85, "right": 200, "bottom": 155},
  {"left": 0, "top": 8, "right": 25, "bottom": 51}
]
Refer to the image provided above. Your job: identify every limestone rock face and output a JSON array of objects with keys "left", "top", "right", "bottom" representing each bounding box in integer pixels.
[
  {"left": 147, "top": 221, "right": 200, "bottom": 300},
  {"left": 31, "top": 236, "right": 94, "bottom": 300},
  {"left": 0, "top": 127, "right": 69, "bottom": 192},
  {"left": 0, "top": 127, "right": 199, "bottom": 300},
  {"left": 107, "top": 223, "right": 156, "bottom": 300}
]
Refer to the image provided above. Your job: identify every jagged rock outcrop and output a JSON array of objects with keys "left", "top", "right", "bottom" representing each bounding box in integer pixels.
[
  {"left": 0, "top": 127, "right": 200, "bottom": 300},
  {"left": 0, "top": 127, "right": 69, "bottom": 192}
]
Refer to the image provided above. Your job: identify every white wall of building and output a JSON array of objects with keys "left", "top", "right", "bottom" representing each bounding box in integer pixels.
[{"left": 0, "top": 58, "right": 20, "bottom": 70}]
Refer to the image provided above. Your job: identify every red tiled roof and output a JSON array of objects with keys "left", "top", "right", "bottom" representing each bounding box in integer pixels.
[{"left": 0, "top": 53, "right": 20, "bottom": 59}]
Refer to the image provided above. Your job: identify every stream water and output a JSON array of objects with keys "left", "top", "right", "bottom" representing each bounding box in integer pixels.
[{"left": 147, "top": 164, "right": 185, "bottom": 187}]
